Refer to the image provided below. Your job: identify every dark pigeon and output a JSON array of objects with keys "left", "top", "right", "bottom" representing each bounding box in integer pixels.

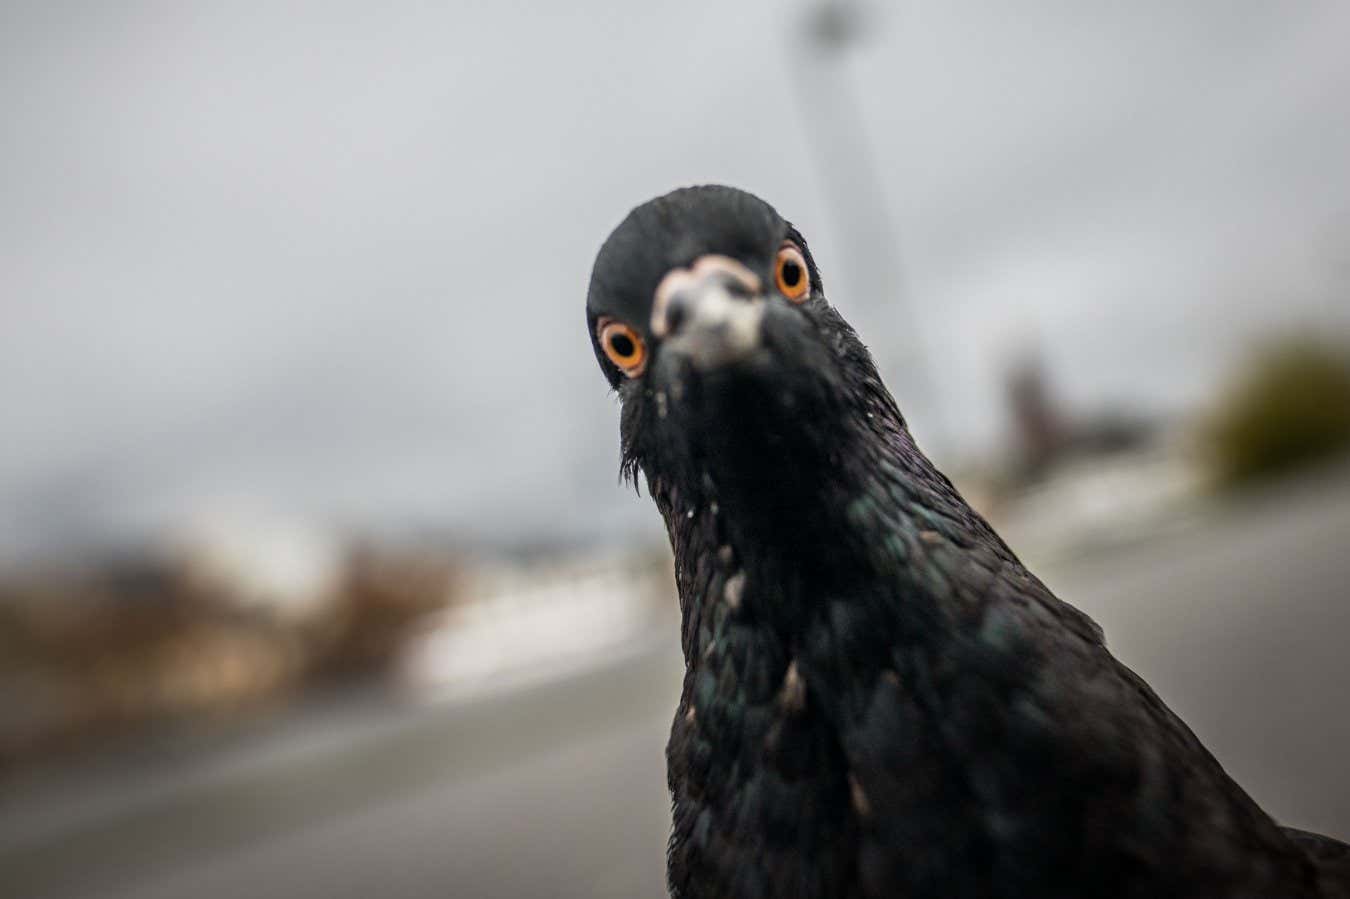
[{"left": 585, "top": 185, "right": 1349, "bottom": 899}]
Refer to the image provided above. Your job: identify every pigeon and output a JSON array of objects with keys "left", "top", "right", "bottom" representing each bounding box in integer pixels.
[{"left": 584, "top": 184, "right": 1349, "bottom": 899}]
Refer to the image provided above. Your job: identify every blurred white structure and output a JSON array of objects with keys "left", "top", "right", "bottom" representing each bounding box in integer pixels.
[{"left": 399, "top": 553, "right": 674, "bottom": 699}]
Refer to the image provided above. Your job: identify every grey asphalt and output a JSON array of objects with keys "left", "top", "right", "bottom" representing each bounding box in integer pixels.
[{"left": 3, "top": 470, "right": 1349, "bottom": 899}]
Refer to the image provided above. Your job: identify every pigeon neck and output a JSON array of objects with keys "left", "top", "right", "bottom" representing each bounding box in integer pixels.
[{"left": 651, "top": 396, "right": 968, "bottom": 653}]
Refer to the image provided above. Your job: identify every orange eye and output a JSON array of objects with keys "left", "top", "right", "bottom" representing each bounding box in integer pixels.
[
  {"left": 775, "top": 244, "right": 810, "bottom": 302},
  {"left": 598, "top": 318, "right": 647, "bottom": 378}
]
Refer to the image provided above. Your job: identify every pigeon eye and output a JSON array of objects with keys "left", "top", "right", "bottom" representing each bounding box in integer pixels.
[
  {"left": 775, "top": 244, "right": 810, "bottom": 302},
  {"left": 598, "top": 318, "right": 647, "bottom": 378}
]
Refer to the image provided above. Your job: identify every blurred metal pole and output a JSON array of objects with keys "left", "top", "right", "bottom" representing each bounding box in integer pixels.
[{"left": 792, "top": 0, "right": 948, "bottom": 457}]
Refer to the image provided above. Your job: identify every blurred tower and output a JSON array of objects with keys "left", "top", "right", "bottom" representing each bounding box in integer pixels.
[{"left": 1005, "top": 353, "right": 1069, "bottom": 479}]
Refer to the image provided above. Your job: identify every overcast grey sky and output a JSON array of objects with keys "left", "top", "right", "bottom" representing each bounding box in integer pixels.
[{"left": 3, "top": 2, "right": 1350, "bottom": 562}]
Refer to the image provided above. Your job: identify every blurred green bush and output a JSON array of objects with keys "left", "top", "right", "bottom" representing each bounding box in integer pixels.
[{"left": 1205, "top": 337, "right": 1350, "bottom": 487}]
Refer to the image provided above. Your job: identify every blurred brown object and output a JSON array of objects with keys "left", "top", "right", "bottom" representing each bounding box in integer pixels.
[
  {"left": 0, "top": 562, "right": 304, "bottom": 773},
  {"left": 312, "top": 547, "right": 459, "bottom": 678},
  {"left": 0, "top": 545, "right": 459, "bottom": 776}
]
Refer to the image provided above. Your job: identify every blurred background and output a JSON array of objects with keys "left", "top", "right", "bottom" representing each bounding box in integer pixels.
[{"left": 4, "top": 2, "right": 1350, "bottom": 897}]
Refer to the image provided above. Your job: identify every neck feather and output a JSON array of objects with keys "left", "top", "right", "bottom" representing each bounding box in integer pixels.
[{"left": 646, "top": 379, "right": 1011, "bottom": 662}]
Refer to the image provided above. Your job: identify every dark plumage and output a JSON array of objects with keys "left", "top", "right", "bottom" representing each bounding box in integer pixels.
[{"left": 585, "top": 185, "right": 1349, "bottom": 899}]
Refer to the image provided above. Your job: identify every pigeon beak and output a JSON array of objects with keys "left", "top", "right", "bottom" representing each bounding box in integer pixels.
[{"left": 650, "top": 256, "right": 766, "bottom": 371}]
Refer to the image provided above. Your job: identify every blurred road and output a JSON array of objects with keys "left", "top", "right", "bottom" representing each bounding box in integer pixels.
[{"left": 2, "top": 468, "right": 1349, "bottom": 899}]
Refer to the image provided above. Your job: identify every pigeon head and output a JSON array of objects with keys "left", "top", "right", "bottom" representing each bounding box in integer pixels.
[{"left": 586, "top": 185, "right": 900, "bottom": 556}]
